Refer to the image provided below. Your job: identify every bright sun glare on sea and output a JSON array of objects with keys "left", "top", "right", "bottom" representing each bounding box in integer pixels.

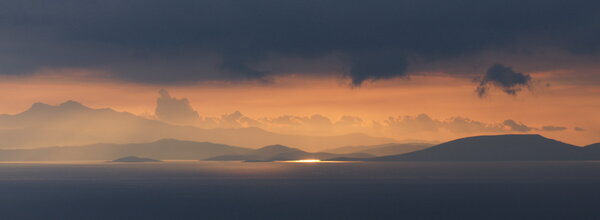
[{"left": 289, "top": 159, "right": 321, "bottom": 163}]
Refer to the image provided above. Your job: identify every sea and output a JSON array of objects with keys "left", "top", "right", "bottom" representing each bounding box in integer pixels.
[{"left": 1, "top": 160, "right": 600, "bottom": 219}]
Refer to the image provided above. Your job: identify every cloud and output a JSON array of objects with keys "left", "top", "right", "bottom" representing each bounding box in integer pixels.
[
  {"left": 154, "top": 89, "right": 200, "bottom": 125},
  {"left": 216, "top": 111, "right": 262, "bottom": 128},
  {"left": 380, "top": 116, "right": 570, "bottom": 135},
  {"left": 541, "top": 125, "right": 567, "bottom": 131},
  {"left": 299, "top": 115, "right": 334, "bottom": 127},
  {"left": 502, "top": 120, "right": 533, "bottom": 132},
  {"left": 335, "top": 116, "right": 364, "bottom": 128},
  {"left": 443, "top": 117, "right": 504, "bottom": 133},
  {"left": 150, "top": 91, "right": 571, "bottom": 136},
  {"left": 476, "top": 64, "right": 532, "bottom": 97},
  {"left": 575, "top": 127, "right": 585, "bottom": 132},
  {"left": 385, "top": 114, "right": 440, "bottom": 134},
  {"left": 384, "top": 114, "right": 509, "bottom": 134},
  {"left": 152, "top": 107, "right": 572, "bottom": 138},
  {"left": 264, "top": 115, "right": 302, "bottom": 127},
  {"left": 0, "top": 0, "right": 599, "bottom": 85},
  {"left": 345, "top": 50, "right": 409, "bottom": 86}
]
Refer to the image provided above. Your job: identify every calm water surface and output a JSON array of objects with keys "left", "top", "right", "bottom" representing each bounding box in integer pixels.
[{"left": 1, "top": 161, "right": 600, "bottom": 219}]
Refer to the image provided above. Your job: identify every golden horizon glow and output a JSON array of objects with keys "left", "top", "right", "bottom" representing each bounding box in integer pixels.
[
  {"left": 287, "top": 159, "right": 322, "bottom": 163},
  {"left": 0, "top": 70, "right": 599, "bottom": 146},
  {"left": 283, "top": 159, "right": 355, "bottom": 163}
]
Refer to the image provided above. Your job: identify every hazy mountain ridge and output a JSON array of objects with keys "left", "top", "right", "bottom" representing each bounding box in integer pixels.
[
  {"left": 0, "top": 101, "right": 395, "bottom": 150},
  {"left": 1, "top": 133, "right": 597, "bottom": 162},
  {"left": 0, "top": 139, "right": 254, "bottom": 161},
  {"left": 111, "top": 156, "right": 161, "bottom": 162},
  {"left": 367, "top": 134, "right": 591, "bottom": 161},
  {"left": 0, "top": 139, "right": 373, "bottom": 162},
  {"left": 206, "top": 145, "right": 373, "bottom": 162},
  {"left": 325, "top": 143, "right": 434, "bottom": 156}
]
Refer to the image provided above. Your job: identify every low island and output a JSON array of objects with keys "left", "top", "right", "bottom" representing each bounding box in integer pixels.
[{"left": 110, "top": 156, "right": 161, "bottom": 162}]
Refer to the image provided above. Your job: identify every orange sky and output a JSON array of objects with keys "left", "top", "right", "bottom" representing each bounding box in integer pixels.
[{"left": 0, "top": 70, "right": 598, "bottom": 146}]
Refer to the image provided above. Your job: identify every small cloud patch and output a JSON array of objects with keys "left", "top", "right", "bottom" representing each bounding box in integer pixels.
[
  {"left": 476, "top": 64, "right": 532, "bottom": 97},
  {"left": 541, "top": 126, "right": 567, "bottom": 131}
]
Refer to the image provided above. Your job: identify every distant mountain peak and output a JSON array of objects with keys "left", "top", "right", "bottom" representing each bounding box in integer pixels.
[
  {"left": 152, "top": 138, "right": 199, "bottom": 145},
  {"left": 257, "top": 144, "right": 302, "bottom": 153},
  {"left": 58, "top": 100, "right": 89, "bottom": 110},
  {"left": 24, "top": 100, "right": 91, "bottom": 114},
  {"left": 1, "top": 101, "right": 397, "bottom": 149},
  {"left": 21, "top": 102, "right": 54, "bottom": 115},
  {"left": 29, "top": 102, "right": 51, "bottom": 110},
  {"left": 259, "top": 144, "right": 292, "bottom": 150},
  {"left": 154, "top": 138, "right": 182, "bottom": 143}
]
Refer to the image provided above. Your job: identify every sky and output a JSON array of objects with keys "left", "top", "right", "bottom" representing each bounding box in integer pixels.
[{"left": 0, "top": 0, "right": 599, "bottom": 145}]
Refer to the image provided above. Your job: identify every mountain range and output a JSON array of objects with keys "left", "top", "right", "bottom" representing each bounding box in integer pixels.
[
  {"left": 111, "top": 156, "right": 161, "bottom": 162},
  {"left": 325, "top": 143, "right": 434, "bottom": 156},
  {"left": 0, "top": 139, "right": 372, "bottom": 161},
  {"left": 206, "top": 144, "right": 372, "bottom": 162},
  {"left": 0, "top": 139, "right": 252, "bottom": 161},
  {"left": 363, "top": 134, "right": 600, "bottom": 161},
  {"left": 1, "top": 113, "right": 598, "bottom": 162},
  {"left": 0, "top": 101, "right": 394, "bottom": 150}
]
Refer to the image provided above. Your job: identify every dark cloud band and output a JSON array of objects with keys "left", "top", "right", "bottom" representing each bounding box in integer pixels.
[{"left": 0, "top": 0, "right": 599, "bottom": 85}]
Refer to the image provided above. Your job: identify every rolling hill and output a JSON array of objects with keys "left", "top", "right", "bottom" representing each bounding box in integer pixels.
[
  {"left": 325, "top": 143, "right": 434, "bottom": 156},
  {"left": 111, "top": 156, "right": 161, "bottom": 162},
  {"left": 578, "top": 142, "right": 600, "bottom": 159},
  {"left": 206, "top": 145, "right": 373, "bottom": 162},
  {"left": 368, "top": 134, "right": 585, "bottom": 161}
]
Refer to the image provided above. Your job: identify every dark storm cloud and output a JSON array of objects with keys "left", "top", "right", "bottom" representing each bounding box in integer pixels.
[
  {"left": 0, "top": 0, "right": 599, "bottom": 84},
  {"left": 476, "top": 64, "right": 532, "bottom": 97}
]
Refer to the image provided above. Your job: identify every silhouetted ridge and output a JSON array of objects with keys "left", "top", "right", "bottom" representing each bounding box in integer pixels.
[
  {"left": 369, "top": 134, "right": 583, "bottom": 161},
  {"left": 584, "top": 143, "right": 600, "bottom": 148},
  {"left": 151, "top": 138, "right": 209, "bottom": 145},
  {"left": 21, "top": 102, "right": 56, "bottom": 115},
  {"left": 59, "top": 100, "right": 87, "bottom": 109},
  {"left": 111, "top": 156, "right": 161, "bottom": 162},
  {"left": 578, "top": 143, "right": 600, "bottom": 159},
  {"left": 29, "top": 102, "right": 52, "bottom": 110},
  {"left": 26, "top": 101, "right": 90, "bottom": 113},
  {"left": 256, "top": 145, "right": 303, "bottom": 153},
  {"left": 206, "top": 144, "right": 372, "bottom": 162},
  {"left": 20, "top": 101, "right": 105, "bottom": 119},
  {"left": 325, "top": 143, "right": 433, "bottom": 156},
  {"left": 0, "top": 139, "right": 254, "bottom": 161}
]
